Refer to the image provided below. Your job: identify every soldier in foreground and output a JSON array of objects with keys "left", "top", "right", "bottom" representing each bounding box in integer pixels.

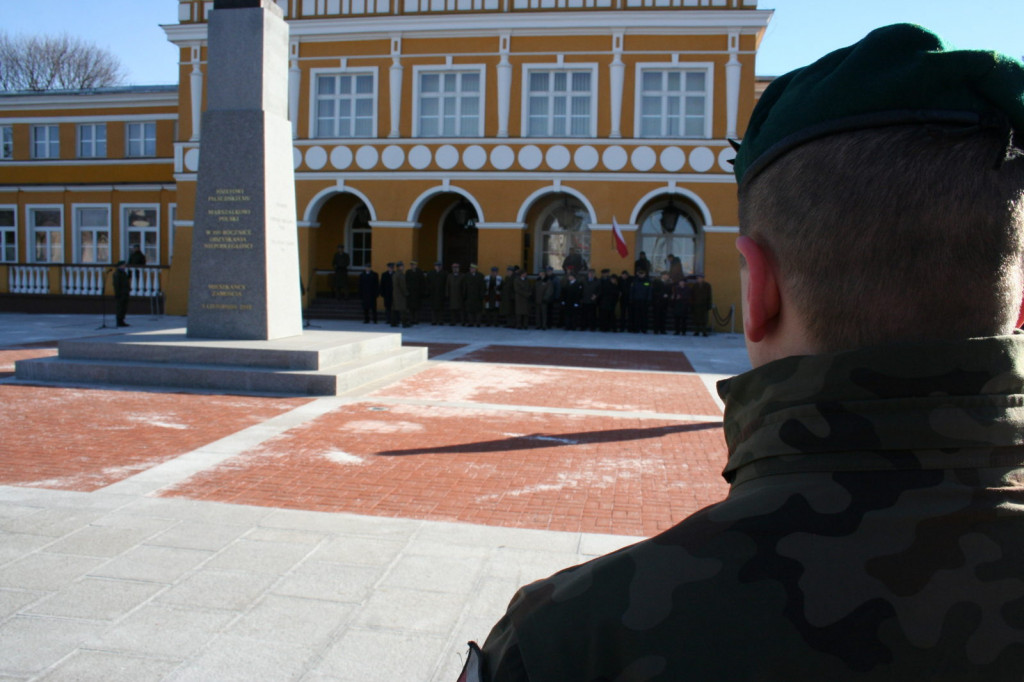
[{"left": 459, "top": 24, "right": 1024, "bottom": 681}]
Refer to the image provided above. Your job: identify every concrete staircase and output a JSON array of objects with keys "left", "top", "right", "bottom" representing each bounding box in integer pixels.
[{"left": 14, "top": 329, "right": 426, "bottom": 396}]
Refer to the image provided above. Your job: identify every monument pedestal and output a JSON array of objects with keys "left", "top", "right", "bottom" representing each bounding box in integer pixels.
[{"left": 14, "top": 330, "right": 426, "bottom": 396}]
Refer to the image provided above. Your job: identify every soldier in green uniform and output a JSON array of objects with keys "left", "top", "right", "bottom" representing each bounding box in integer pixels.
[{"left": 460, "top": 24, "right": 1024, "bottom": 682}]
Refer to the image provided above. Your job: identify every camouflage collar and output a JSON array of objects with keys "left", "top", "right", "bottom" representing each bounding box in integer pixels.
[{"left": 717, "top": 335, "right": 1024, "bottom": 484}]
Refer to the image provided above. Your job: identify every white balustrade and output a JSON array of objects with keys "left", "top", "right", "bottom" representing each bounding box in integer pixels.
[
  {"left": 128, "top": 267, "right": 162, "bottom": 298},
  {"left": 61, "top": 266, "right": 108, "bottom": 296},
  {"left": 9, "top": 266, "right": 51, "bottom": 294}
]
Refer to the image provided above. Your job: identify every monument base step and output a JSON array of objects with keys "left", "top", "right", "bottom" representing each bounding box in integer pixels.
[{"left": 13, "top": 328, "right": 427, "bottom": 396}]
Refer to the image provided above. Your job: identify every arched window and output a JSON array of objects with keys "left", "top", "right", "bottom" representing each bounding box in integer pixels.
[
  {"left": 348, "top": 204, "right": 372, "bottom": 268},
  {"left": 638, "top": 201, "right": 703, "bottom": 275},
  {"left": 536, "top": 195, "right": 591, "bottom": 273}
]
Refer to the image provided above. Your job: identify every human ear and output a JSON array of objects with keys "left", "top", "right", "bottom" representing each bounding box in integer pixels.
[{"left": 735, "top": 235, "right": 781, "bottom": 343}]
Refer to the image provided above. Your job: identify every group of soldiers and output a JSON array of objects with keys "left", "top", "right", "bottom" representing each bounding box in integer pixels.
[{"left": 354, "top": 259, "right": 713, "bottom": 335}]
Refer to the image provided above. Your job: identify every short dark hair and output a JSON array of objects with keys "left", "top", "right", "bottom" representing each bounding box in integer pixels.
[{"left": 739, "top": 125, "right": 1024, "bottom": 352}]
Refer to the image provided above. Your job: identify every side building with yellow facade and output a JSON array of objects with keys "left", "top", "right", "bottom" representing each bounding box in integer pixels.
[{"left": 0, "top": 0, "right": 772, "bottom": 326}]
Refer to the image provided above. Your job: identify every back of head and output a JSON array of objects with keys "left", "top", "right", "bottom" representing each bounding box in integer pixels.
[
  {"left": 740, "top": 126, "right": 1024, "bottom": 351},
  {"left": 735, "top": 23, "right": 1024, "bottom": 353}
]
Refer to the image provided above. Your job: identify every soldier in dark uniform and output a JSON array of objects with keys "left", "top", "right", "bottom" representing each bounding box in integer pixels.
[
  {"left": 379, "top": 262, "right": 394, "bottom": 325},
  {"left": 357, "top": 263, "right": 379, "bottom": 324},
  {"left": 426, "top": 261, "right": 446, "bottom": 325},
  {"left": 483, "top": 266, "right": 503, "bottom": 326},
  {"left": 405, "top": 260, "right": 425, "bottom": 326},
  {"left": 391, "top": 261, "right": 407, "bottom": 327},
  {"left": 628, "top": 268, "right": 651, "bottom": 333},
  {"left": 462, "top": 263, "right": 486, "bottom": 327},
  {"left": 560, "top": 272, "right": 583, "bottom": 331},
  {"left": 447, "top": 262, "right": 465, "bottom": 326},
  {"left": 128, "top": 244, "right": 146, "bottom": 266},
  {"left": 691, "top": 272, "right": 713, "bottom": 336},
  {"left": 512, "top": 269, "right": 533, "bottom": 329},
  {"left": 331, "top": 245, "right": 350, "bottom": 299},
  {"left": 597, "top": 269, "right": 618, "bottom": 332},
  {"left": 460, "top": 25, "right": 1024, "bottom": 681},
  {"left": 580, "top": 269, "right": 600, "bottom": 331},
  {"left": 112, "top": 260, "right": 131, "bottom": 327},
  {"left": 499, "top": 265, "right": 516, "bottom": 327}
]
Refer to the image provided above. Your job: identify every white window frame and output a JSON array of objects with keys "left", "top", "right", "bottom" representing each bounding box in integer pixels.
[
  {"left": 1, "top": 125, "right": 12, "bottom": 160},
  {"left": 122, "top": 204, "right": 160, "bottom": 265},
  {"left": 0, "top": 205, "right": 17, "bottom": 262},
  {"left": 27, "top": 204, "right": 64, "bottom": 263},
  {"left": 168, "top": 203, "right": 177, "bottom": 264},
  {"left": 521, "top": 63, "right": 598, "bottom": 138},
  {"left": 412, "top": 64, "right": 486, "bottom": 138},
  {"left": 77, "top": 123, "right": 107, "bottom": 158},
  {"left": 126, "top": 121, "right": 157, "bottom": 157},
  {"left": 73, "top": 204, "right": 112, "bottom": 264},
  {"left": 31, "top": 124, "right": 60, "bottom": 159},
  {"left": 309, "top": 67, "right": 378, "bottom": 139},
  {"left": 634, "top": 62, "right": 714, "bottom": 139}
]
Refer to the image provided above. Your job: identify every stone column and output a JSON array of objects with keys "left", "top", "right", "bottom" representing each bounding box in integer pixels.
[{"left": 186, "top": 0, "right": 303, "bottom": 340}]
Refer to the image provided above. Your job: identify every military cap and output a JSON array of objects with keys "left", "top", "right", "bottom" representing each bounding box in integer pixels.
[
  {"left": 396, "top": 261, "right": 404, "bottom": 267},
  {"left": 409, "top": 260, "right": 418, "bottom": 266},
  {"left": 470, "top": 263, "right": 478, "bottom": 268},
  {"left": 434, "top": 261, "right": 442, "bottom": 266},
  {"left": 734, "top": 23, "right": 1024, "bottom": 185},
  {"left": 386, "top": 262, "right": 395, "bottom": 267},
  {"left": 116, "top": 260, "right": 126, "bottom": 266},
  {"left": 490, "top": 266, "right": 499, "bottom": 272}
]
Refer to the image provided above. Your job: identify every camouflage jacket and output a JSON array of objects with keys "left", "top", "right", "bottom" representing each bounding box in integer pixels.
[{"left": 463, "top": 336, "right": 1024, "bottom": 681}]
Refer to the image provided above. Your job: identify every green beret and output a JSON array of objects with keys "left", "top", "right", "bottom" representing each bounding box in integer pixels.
[{"left": 735, "top": 23, "right": 1024, "bottom": 185}]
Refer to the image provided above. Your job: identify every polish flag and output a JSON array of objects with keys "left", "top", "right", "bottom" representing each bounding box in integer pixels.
[{"left": 612, "top": 217, "right": 629, "bottom": 258}]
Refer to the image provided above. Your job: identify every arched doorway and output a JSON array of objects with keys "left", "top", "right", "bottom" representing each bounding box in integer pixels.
[
  {"left": 314, "top": 194, "right": 373, "bottom": 296},
  {"left": 532, "top": 193, "right": 591, "bottom": 273},
  {"left": 441, "top": 198, "right": 478, "bottom": 269},
  {"left": 637, "top": 198, "right": 704, "bottom": 275}
]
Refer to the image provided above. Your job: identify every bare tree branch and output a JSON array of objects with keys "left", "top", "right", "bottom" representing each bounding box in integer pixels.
[{"left": 0, "top": 32, "right": 126, "bottom": 92}]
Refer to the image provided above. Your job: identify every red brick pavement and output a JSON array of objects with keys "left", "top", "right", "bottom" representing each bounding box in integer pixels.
[
  {"left": 372, "top": 362, "right": 719, "bottom": 415},
  {"left": 0, "top": 382, "right": 309, "bottom": 491},
  {"left": 160, "top": 401, "right": 727, "bottom": 537},
  {"left": 3, "top": 346, "right": 729, "bottom": 536},
  {"left": 0, "top": 347, "right": 57, "bottom": 378}
]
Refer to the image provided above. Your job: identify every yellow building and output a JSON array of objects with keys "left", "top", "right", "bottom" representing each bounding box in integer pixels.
[{"left": 0, "top": 0, "right": 772, "bottom": 325}]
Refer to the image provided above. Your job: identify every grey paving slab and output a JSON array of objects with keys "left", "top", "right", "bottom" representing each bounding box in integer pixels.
[
  {"left": 90, "top": 545, "right": 213, "bottom": 583},
  {"left": 166, "top": 636, "right": 312, "bottom": 682},
  {"left": 227, "top": 594, "right": 355, "bottom": 646},
  {"left": 24, "top": 577, "right": 164, "bottom": 621},
  {"left": 270, "top": 562, "right": 381, "bottom": 603},
  {"left": 202, "top": 538, "right": 314, "bottom": 574},
  {"left": 42, "top": 524, "right": 158, "bottom": 558},
  {"left": 89, "top": 604, "right": 237, "bottom": 659},
  {"left": 145, "top": 521, "right": 250, "bottom": 552},
  {"left": 314, "top": 629, "right": 448, "bottom": 680},
  {"left": 0, "top": 615, "right": 105, "bottom": 676},
  {"left": 36, "top": 650, "right": 182, "bottom": 682},
  {"left": 155, "top": 569, "right": 278, "bottom": 611},
  {"left": 0, "top": 552, "right": 106, "bottom": 591}
]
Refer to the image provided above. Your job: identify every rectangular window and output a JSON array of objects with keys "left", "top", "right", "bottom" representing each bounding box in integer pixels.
[
  {"left": 638, "top": 68, "right": 709, "bottom": 138},
  {"left": 31, "top": 125, "right": 60, "bottom": 159},
  {"left": 1, "top": 125, "right": 12, "bottom": 160},
  {"left": 28, "top": 206, "right": 64, "bottom": 263},
  {"left": 75, "top": 205, "right": 111, "bottom": 264},
  {"left": 0, "top": 207, "right": 17, "bottom": 262},
  {"left": 78, "top": 123, "right": 107, "bottom": 158},
  {"left": 314, "top": 72, "right": 375, "bottom": 138},
  {"left": 525, "top": 68, "right": 594, "bottom": 137},
  {"left": 416, "top": 70, "right": 482, "bottom": 137},
  {"left": 126, "top": 122, "right": 157, "bottom": 157},
  {"left": 123, "top": 206, "right": 159, "bottom": 264}
]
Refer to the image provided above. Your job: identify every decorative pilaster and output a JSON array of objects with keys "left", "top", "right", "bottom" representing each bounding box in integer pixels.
[
  {"left": 496, "top": 33, "right": 512, "bottom": 138},
  {"left": 726, "top": 30, "right": 741, "bottom": 140},
  {"left": 389, "top": 37, "right": 403, "bottom": 138},
  {"left": 288, "top": 39, "right": 301, "bottom": 139},
  {"left": 609, "top": 33, "right": 625, "bottom": 139},
  {"left": 189, "top": 45, "right": 203, "bottom": 141}
]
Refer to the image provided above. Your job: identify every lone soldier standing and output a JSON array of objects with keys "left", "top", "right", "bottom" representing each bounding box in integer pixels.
[{"left": 112, "top": 260, "right": 131, "bottom": 327}]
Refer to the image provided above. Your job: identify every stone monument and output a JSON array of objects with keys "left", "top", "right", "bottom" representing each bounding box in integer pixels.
[{"left": 186, "top": 0, "right": 302, "bottom": 340}]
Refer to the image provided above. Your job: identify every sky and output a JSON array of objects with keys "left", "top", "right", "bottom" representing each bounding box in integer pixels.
[{"left": 0, "top": 0, "right": 1022, "bottom": 84}]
